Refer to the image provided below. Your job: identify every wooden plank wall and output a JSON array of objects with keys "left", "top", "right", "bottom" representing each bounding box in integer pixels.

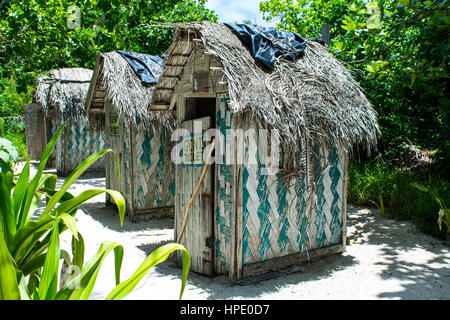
[
  {"left": 105, "top": 100, "right": 123, "bottom": 206},
  {"left": 172, "top": 50, "right": 232, "bottom": 277},
  {"left": 46, "top": 113, "right": 58, "bottom": 168},
  {"left": 24, "top": 104, "right": 47, "bottom": 160},
  {"left": 174, "top": 115, "right": 214, "bottom": 275}
]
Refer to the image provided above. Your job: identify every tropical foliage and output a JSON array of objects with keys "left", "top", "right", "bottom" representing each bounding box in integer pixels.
[
  {"left": 0, "top": 122, "right": 190, "bottom": 300},
  {"left": 348, "top": 159, "right": 450, "bottom": 238},
  {"left": 260, "top": 0, "right": 449, "bottom": 240},
  {"left": 0, "top": 0, "right": 217, "bottom": 93},
  {"left": 260, "top": 0, "right": 449, "bottom": 174}
]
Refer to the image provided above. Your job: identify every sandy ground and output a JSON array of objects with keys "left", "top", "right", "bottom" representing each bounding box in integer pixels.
[{"left": 22, "top": 162, "right": 450, "bottom": 300}]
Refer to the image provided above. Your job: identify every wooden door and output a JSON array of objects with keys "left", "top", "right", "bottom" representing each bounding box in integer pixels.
[
  {"left": 175, "top": 116, "right": 214, "bottom": 275},
  {"left": 105, "top": 103, "right": 123, "bottom": 206}
]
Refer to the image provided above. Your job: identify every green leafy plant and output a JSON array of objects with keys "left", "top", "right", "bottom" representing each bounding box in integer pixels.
[
  {"left": 0, "top": 120, "right": 190, "bottom": 300},
  {"left": 348, "top": 159, "right": 450, "bottom": 237},
  {"left": 369, "top": 194, "right": 385, "bottom": 217},
  {"left": 3, "top": 118, "right": 27, "bottom": 160},
  {"left": 0, "top": 136, "right": 18, "bottom": 174},
  {"left": 260, "top": 0, "right": 449, "bottom": 174},
  {"left": 411, "top": 182, "right": 449, "bottom": 238},
  {"left": 0, "top": 117, "right": 4, "bottom": 137}
]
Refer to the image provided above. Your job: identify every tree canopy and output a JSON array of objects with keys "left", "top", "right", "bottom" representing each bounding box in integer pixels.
[
  {"left": 261, "top": 0, "right": 449, "bottom": 173},
  {"left": 0, "top": 0, "right": 217, "bottom": 100}
]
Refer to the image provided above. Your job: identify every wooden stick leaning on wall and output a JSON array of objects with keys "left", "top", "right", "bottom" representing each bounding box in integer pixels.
[{"left": 176, "top": 137, "right": 216, "bottom": 244}]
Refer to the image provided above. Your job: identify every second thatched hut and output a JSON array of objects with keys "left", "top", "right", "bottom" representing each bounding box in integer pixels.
[{"left": 85, "top": 51, "right": 176, "bottom": 220}]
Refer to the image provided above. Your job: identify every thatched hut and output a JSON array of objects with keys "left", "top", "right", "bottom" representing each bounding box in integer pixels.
[
  {"left": 152, "top": 22, "right": 380, "bottom": 282},
  {"left": 34, "top": 68, "right": 105, "bottom": 176},
  {"left": 85, "top": 51, "right": 175, "bottom": 220}
]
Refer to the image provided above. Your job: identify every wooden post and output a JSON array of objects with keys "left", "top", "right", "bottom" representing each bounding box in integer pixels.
[
  {"left": 321, "top": 23, "right": 330, "bottom": 49},
  {"left": 63, "top": 124, "right": 69, "bottom": 176}
]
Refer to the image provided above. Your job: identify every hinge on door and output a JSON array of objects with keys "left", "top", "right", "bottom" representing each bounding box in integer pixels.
[{"left": 205, "top": 236, "right": 214, "bottom": 248}]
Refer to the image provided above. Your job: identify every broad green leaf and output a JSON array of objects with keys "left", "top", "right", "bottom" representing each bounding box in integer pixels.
[
  {"left": 411, "top": 182, "right": 429, "bottom": 193},
  {"left": 17, "top": 120, "right": 68, "bottom": 229},
  {"left": 27, "top": 272, "right": 40, "bottom": 296},
  {"left": 105, "top": 243, "right": 191, "bottom": 300},
  {"left": 42, "top": 148, "right": 119, "bottom": 218},
  {"left": 20, "top": 254, "right": 46, "bottom": 276},
  {"left": 114, "top": 245, "right": 124, "bottom": 285},
  {"left": 18, "top": 273, "right": 31, "bottom": 300},
  {"left": 12, "top": 158, "right": 30, "bottom": 223},
  {"left": 342, "top": 17, "right": 357, "bottom": 31},
  {"left": 72, "top": 233, "right": 85, "bottom": 269},
  {"left": 0, "top": 137, "right": 18, "bottom": 164},
  {"left": 52, "top": 189, "right": 125, "bottom": 226},
  {"left": 334, "top": 41, "right": 344, "bottom": 51},
  {"left": 0, "top": 174, "right": 15, "bottom": 242},
  {"left": 43, "top": 173, "right": 57, "bottom": 202},
  {"left": 11, "top": 189, "right": 75, "bottom": 268},
  {"left": 59, "top": 213, "right": 78, "bottom": 240},
  {"left": 10, "top": 214, "right": 55, "bottom": 264},
  {"left": 38, "top": 220, "right": 60, "bottom": 300},
  {"left": 55, "top": 241, "right": 124, "bottom": 300},
  {"left": 0, "top": 222, "right": 20, "bottom": 300}
]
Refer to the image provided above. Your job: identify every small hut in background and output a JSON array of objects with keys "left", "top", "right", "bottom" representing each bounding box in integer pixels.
[
  {"left": 85, "top": 51, "right": 175, "bottom": 220},
  {"left": 152, "top": 22, "right": 380, "bottom": 282},
  {"left": 34, "top": 68, "right": 105, "bottom": 176}
]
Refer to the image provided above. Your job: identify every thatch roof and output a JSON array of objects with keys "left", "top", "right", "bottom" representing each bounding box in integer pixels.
[
  {"left": 153, "top": 22, "right": 380, "bottom": 160},
  {"left": 85, "top": 51, "right": 175, "bottom": 130},
  {"left": 34, "top": 68, "right": 93, "bottom": 120}
]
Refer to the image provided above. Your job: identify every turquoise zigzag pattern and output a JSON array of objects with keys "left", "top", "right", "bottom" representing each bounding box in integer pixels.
[{"left": 242, "top": 143, "right": 344, "bottom": 265}]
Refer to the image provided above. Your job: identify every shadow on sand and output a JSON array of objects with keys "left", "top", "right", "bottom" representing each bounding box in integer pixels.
[
  {"left": 346, "top": 205, "right": 449, "bottom": 299},
  {"left": 57, "top": 176, "right": 450, "bottom": 300}
]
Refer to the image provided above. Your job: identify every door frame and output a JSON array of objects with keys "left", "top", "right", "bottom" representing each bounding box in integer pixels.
[{"left": 175, "top": 94, "right": 217, "bottom": 275}]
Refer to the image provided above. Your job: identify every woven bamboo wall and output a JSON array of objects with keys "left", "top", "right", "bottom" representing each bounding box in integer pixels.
[
  {"left": 214, "top": 94, "right": 234, "bottom": 274},
  {"left": 240, "top": 123, "right": 346, "bottom": 266},
  {"left": 105, "top": 102, "right": 175, "bottom": 217},
  {"left": 131, "top": 120, "right": 175, "bottom": 212},
  {"left": 213, "top": 94, "right": 346, "bottom": 276},
  {"left": 53, "top": 114, "right": 105, "bottom": 176},
  {"left": 65, "top": 120, "right": 106, "bottom": 173}
]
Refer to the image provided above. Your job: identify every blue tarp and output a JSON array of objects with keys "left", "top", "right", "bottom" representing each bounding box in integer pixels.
[
  {"left": 117, "top": 51, "right": 164, "bottom": 85},
  {"left": 224, "top": 23, "right": 323, "bottom": 70}
]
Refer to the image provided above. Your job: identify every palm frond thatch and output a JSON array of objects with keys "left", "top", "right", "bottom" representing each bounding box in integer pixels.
[
  {"left": 34, "top": 68, "right": 92, "bottom": 120},
  {"left": 86, "top": 51, "right": 175, "bottom": 130},
  {"left": 154, "top": 22, "right": 380, "bottom": 159}
]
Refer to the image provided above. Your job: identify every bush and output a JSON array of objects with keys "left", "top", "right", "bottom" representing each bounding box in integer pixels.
[
  {"left": 3, "top": 117, "right": 26, "bottom": 160},
  {"left": 348, "top": 158, "right": 450, "bottom": 240},
  {"left": 0, "top": 77, "right": 33, "bottom": 117}
]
